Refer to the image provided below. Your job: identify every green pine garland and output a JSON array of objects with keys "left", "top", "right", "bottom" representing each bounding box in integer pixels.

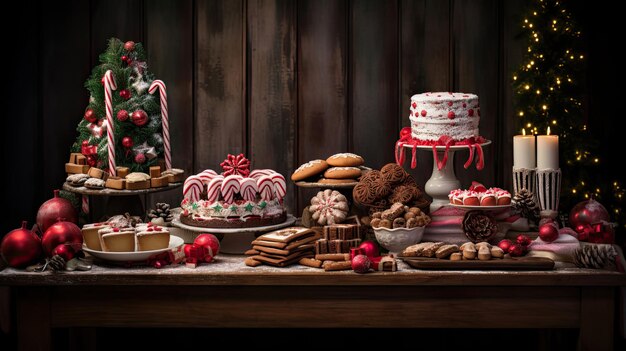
[{"left": 71, "top": 38, "right": 163, "bottom": 173}]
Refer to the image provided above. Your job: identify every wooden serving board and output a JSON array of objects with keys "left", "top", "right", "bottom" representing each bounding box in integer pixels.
[{"left": 401, "top": 257, "right": 555, "bottom": 271}]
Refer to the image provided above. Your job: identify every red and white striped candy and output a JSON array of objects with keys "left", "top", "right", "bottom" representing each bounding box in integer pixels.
[
  {"left": 221, "top": 175, "right": 242, "bottom": 204},
  {"left": 183, "top": 175, "right": 203, "bottom": 203},
  {"left": 239, "top": 177, "right": 258, "bottom": 202},
  {"left": 104, "top": 70, "right": 117, "bottom": 176},
  {"left": 149, "top": 80, "right": 171, "bottom": 170},
  {"left": 206, "top": 175, "right": 224, "bottom": 203},
  {"left": 271, "top": 173, "right": 286, "bottom": 201},
  {"left": 198, "top": 169, "right": 218, "bottom": 184},
  {"left": 250, "top": 169, "right": 274, "bottom": 180},
  {"left": 257, "top": 175, "right": 276, "bottom": 201}
]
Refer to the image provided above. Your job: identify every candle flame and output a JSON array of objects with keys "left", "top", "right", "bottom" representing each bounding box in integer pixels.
[
  {"left": 522, "top": 128, "right": 526, "bottom": 136},
  {"left": 547, "top": 126, "right": 551, "bottom": 135}
]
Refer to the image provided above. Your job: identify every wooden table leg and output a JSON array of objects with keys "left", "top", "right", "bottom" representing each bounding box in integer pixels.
[
  {"left": 17, "top": 287, "right": 50, "bottom": 351},
  {"left": 579, "top": 287, "right": 614, "bottom": 351}
]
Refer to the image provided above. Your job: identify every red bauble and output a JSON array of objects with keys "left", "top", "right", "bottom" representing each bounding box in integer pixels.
[
  {"left": 122, "top": 136, "right": 133, "bottom": 148},
  {"left": 569, "top": 199, "right": 614, "bottom": 243},
  {"left": 497, "top": 239, "right": 513, "bottom": 253},
  {"left": 134, "top": 153, "right": 146, "bottom": 164},
  {"left": 0, "top": 221, "right": 42, "bottom": 268},
  {"left": 84, "top": 108, "right": 97, "bottom": 123},
  {"left": 52, "top": 244, "right": 75, "bottom": 261},
  {"left": 194, "top": 234, "right": 220, "bottom": 257},
  {"left": 124, "top": 41, "right": 135, "bottom": 51},
  {"left": 358, "top": 240, "right": 379, "bottom": 258},
  {"left": 86, "top": 155, "right": 97, "bottom": 167},
  {"left": 36, "top": 190, "right": 77, "bottom": 233},
  {"left": 352, "top": 254, "right": 372, "bottom": 274},
  {"left": 117, "top": 109, "right": 129, "bottom": 122},
  {"left": 539, "top": 222, "right": 559, "bottom": 243},
  {"left": 508, "top": 243, "right": 524, "bottom": 257},
  {"left": 119, "top": 89, "right": 131, "bottom": 100},
  {"left": 516, "top": 234, "right": 532, "bottom": 247},
  {"left": 121, "top": 55, "right": 128, "bottom": 63},
  {"left": 131, "top": 110, "right": 148, "bottom": 126},
  {"left": 41, "top": 219, "right": 82, "bottom": 257}
]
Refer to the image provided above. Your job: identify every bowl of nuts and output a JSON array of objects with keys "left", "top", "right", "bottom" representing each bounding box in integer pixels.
[{"left": 370, "top": 202, "right": 431, "bottom": 253}]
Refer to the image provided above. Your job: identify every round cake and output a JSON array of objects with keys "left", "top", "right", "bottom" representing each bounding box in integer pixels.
[
  {"left": 180, "top": 154, "right": 287, "bottom": 228},
  {"left": 409, "top": 92, "right": 480, "bottom": 143}
]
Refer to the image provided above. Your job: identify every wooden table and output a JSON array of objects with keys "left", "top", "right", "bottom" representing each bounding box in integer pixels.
[{"left": 1, "top": 256, "right": 624, "bottom": 351}]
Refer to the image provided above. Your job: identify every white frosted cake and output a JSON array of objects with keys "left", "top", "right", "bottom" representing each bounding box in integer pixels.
[{"left": 409, "top": 92, "right": 480, "bottom": 142}]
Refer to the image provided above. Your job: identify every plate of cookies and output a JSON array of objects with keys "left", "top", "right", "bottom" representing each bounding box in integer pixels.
[{"left": 292, "top": 153, "right": 369, "bottom": 189}]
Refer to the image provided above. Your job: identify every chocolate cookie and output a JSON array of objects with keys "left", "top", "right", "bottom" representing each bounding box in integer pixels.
[{"left": 380, "top": 163, "right": 406, "bottom": 184}]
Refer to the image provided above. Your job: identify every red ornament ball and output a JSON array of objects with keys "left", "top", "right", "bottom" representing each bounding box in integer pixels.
[
  {"left": 194, "top": 234, "right": 220, "bottom": 257},
  {"left": 86, "top": 155, "right": 97, "bottom": 167},
  {"left": 358, "top": 240, "right": 379, "bottom": 258},
  {"left": 122, "top": 136, "right": 133, "bottom": 148},
  {"left": 134, "top": 153, "right": 146, "bottom": 164},
  {"left": 42, "top": 219, "right": 82, "bottom": 257},
  {"left": 52, "top": 244, "right": 75, "bottom": 262},
  {"left": 36, "top": 190, "right": 78, "bottom": 233},
  {"left": 117, "top": 109, "right": 129, "bottom": 122},
  {"left": 124, "top": 41, "right": 135, "bottom": 51},
  {"left": 352, "top": 254, "right": 372, "bottom": 274},
  {"left": 497, "top": 239, "right": 513, "bottom": 253},
  {"left": 121, "top": 55, "right": 128, "bottom": 63},
  {"left": 516, "top": 234, "right": 532, "bottom": 247},
  {"left": 119, "top": 89, "right": 131, "bottom": 100},
  {"left": 569, "top": 199, "right": 613, "bottom": 243},
  {"left": 539, "top": 222, "right": 559, "bottom": 243},
  {"left": 508, "top": 243, "right": 524, "bottom": 257},
  {"left": 0, "top": 221, "right": 42, "bottom": 268},
  {"left": 84, "top": 108, "right": 97, "bottom": 123},
  {"left": 82, "top": 140, "right": 89, "bottom": 147},
  {"left": 131, "top": 109, "right": 148, "bottom": 126}
]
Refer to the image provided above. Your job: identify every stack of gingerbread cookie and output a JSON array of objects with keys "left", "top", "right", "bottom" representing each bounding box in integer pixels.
[
  {"left": 314, "top": 224, "right": 362, "bottom": 255},
  {"left": 244, "top": 227, "right": 320, "bottom": 267},
  {"left": 353, "top": 163, "right": 430, "bottom": 213},
  {"left": 291, "top": 153, "right": 365, "bottom": 184}
]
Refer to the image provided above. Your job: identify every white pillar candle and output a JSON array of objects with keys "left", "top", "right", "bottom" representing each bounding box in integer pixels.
[
  {"left": 537, "top": 127, "right": 559, "bottom": 170},
  {"left": 513, "top": 129, "right": 536, "bottom": 169}
]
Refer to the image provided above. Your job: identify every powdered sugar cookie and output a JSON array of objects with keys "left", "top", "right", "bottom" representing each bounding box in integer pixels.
[
  {"left": 291, "top": 159, "right": 328, "bottom": 181},
  {"left": 84, "top": 178, "right": 106, "bottom": 189},
  {"left": 326, "top": 153, "right": 364, "bottom": 167},
  {"left": 323, "top": 167, "right": 361, "bottom": 179}
]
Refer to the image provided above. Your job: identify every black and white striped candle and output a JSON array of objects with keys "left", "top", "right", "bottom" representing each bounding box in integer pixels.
[
  {"left": 536, "top": 168, "right": 561, "bottom": 215},
  {"left": 512, "top": 167, "right": 537, "bottom": 197}
]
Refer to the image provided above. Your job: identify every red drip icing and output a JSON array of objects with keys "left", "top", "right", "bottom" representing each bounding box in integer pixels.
[
  {"left": 475, "top": 144, "right": 484, "bottom": 170},
  {"left": 464, "top": 145, "right": 475, "bottom": 169},
  {"left": 411, "top": 144, "right": 417, "bottom": 169}
]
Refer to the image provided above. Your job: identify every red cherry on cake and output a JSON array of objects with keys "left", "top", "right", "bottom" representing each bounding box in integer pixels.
[
  {"left": 468, "top": 109, "right": 474, "bottom": 117},
  {"left": 448, "top": 101, "right": 453, "bottom": 107},
  {"left": 447, "top": 111, "right": 455, "bottom": 119},
  {"left": 421, "top": 110, "right": 427, "bottom": 117},
  {"left": 412, "top": 102, "right": 417, "bottom": 108},
  {"left": 463, "top": 103, "right": 467, "bottom": 108}
]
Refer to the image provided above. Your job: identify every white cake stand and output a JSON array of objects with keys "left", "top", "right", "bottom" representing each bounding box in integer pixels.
[
  {"left": 171, "top": 214, "right": 296, "bottom": 254},
  {"left": 403, "top": 141, "right": 491, "bottom": 212}
]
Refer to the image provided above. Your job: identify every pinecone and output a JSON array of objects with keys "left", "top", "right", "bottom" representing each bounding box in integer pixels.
[
  {"left": 47, "top": 255, "right": 66, "bottom": 271},
  {"left": 573, "top": 244, "right": 618, "bottom": 270},
  {"left": 513, "top": 189, "right": 539, "bottom": 223},
  {"left": 147, "top": 203, "right": 173, "bottom": 223},
  {"left": 462, "top": 210, "right": 498, "bottom": 243}
]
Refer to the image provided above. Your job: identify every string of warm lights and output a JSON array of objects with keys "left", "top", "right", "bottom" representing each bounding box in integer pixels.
[{"left": 512, "top": 0, "right": 624, "bottom": 229}]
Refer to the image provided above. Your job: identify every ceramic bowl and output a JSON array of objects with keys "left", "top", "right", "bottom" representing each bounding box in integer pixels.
[{"left": 373, "top": 226, "right": 425, "bottom": 254}]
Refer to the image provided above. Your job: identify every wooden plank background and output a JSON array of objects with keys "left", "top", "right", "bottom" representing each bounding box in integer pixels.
[{"left": 2, "top": 0, "right": 532, "bottom": 233}]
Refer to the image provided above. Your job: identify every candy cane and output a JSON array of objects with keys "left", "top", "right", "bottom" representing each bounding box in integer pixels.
[
  {"left": 239, "top": 177, "right": 258, "bottom": 202},
  {"left": 249, "top": 169, "right": 274, "bottom": 180},
  {"left": 257, "top": 175, "right": 276, "bottom": 201},
  {"left": 183, "top": 175, "right": 203, "bottom": 202},
  {"left": 149, "top": 80, "right": 171, "bottom": 170},
  {"left": 104, "top": 70, "right": 117, "bottom": 176},
  {"left": 221, "top": 175, "right": 242, "bottom": 204},
  {"left": 271, "top": 173, "right": 287, "bottom": 201},
  {"left": 82, "top": 195, "right": 90, "bottom": 215},
  {"left": 199, "top": 169, "right": 218, "bottom": 184},
  {"left": 206, "top": 176, "right": 224, "bottom": 203}
]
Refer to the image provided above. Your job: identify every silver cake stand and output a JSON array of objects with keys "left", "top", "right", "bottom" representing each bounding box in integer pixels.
[
  {"left": 402, "top": 140, "right": 491, "bottom": 212},
  {"left": 171, "top": 211, "right": 296, "bottom": 254}
]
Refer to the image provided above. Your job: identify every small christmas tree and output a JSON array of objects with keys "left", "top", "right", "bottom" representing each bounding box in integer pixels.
[{"left": 71, "top": 38, "right": 165, "bottom": 173}]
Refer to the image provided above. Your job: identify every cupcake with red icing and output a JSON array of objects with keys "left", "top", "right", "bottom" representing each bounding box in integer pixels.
[
  {"left": 462, "top": 191, "right": 480, "bottom": 206},
  {"left": 448, "top": 189, "right": 464, "bottom": 205},
  {"left": 495, "top": 189, "right": 511, "bottom": 205},
  {"left": 479, "top": 189, "right": 496, "bottom": 206}
]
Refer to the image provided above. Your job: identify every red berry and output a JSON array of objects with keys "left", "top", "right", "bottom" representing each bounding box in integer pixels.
[
  {"left": 497, "top": 239, "right": 513, "bottom": 253},
  {"left": 84, "top": 108, "right": 97, "bottom": 123},
  {"left": 119, "top": 89, "right": 131, "bottom": 100},
  {"left": 117, "top": 109, "right": 129, "bottom": 122},
  {"left": 516, "top": 234, "right": 532, "bottom": 246},
  {"left": 447, "top": 101, "right": 453, "bottom": 107},
  {"left": 121, "top": 55, "right": 128, "bottom": 63},
  {"left": 468, "top": 109, "right": 474, "bottom": 117},
  {"left": 421, "top": 110, "right": 427, "bottom": 117},
  {"left": 412, "top": 102, "right": 417, "bottom": 108},
  {"left": 508, "top": 243, "right": 524, "bottom": 257},
  {"left": 122, "top": 136, "right": 133, "bottom": 148},
  {"left": 447, "top": 111, "right": 455, "bottom": 119},
  {"left": 463, "top": 103, "right": 467, "bottom": 108}
]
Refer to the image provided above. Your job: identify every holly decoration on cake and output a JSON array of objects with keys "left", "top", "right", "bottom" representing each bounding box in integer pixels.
[
  {"left": 70, "top": 38, "right": 165, "bottom": 173},
  {"left": 220, "top": 154, "right": 251, "bottom": 177}
]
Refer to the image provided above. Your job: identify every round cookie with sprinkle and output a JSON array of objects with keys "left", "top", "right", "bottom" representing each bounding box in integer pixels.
[
  {"left": 291, "top": 159, "right": 329, "bottom": 181},
  {"left": 326, "top": 153, "right": 364, "bottom": 167},
  {"left": 324, "top": 167, "right": 362, "bottom": 179}
]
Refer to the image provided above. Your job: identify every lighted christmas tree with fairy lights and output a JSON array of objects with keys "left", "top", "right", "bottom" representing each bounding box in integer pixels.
[
  {"left": 512, "top": 0, "right": 624, "bottom": 230},
  {"left": 72, "top": 38, "right": 167, "bottom": 173}
]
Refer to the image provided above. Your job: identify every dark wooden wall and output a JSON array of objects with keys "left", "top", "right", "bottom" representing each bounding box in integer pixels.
[{"left": 3, "top": 0, "right": 530, "bottom": 233}]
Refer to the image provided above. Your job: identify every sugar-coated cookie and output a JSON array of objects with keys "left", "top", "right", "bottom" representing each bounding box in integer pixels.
[
  {"left": 326, "top": 153, "right": 364, "bottom": 167},
  {"left": 318, "top": 178, "right": 357, "bottom": 184},
  {"left": 323, "top": 167, "right": 362, "bottom": 179},
  {"left": 292, "top": 159, "right": 328, "bottom": 181},
  {"left": 67, "top": 173, "right": 89, "bottom": 187},
  {"left": 84, "top": 178, "right": 106, "bottom": 189}
]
